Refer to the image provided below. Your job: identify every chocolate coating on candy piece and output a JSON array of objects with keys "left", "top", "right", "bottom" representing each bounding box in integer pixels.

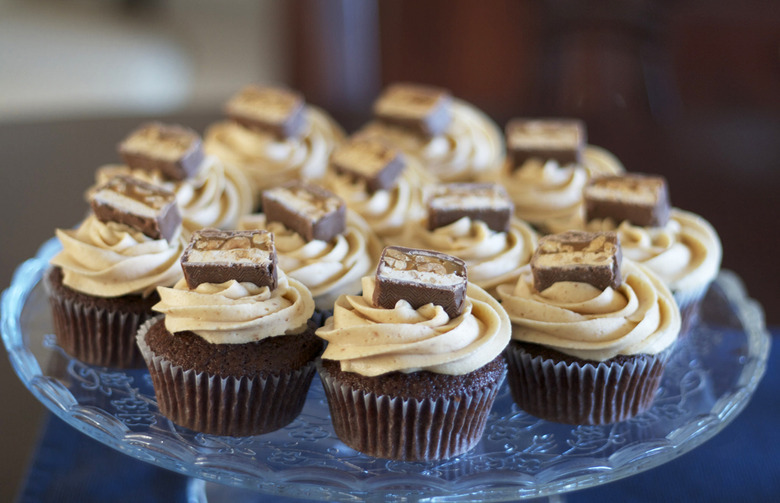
[
  {"left": 119, "top": 122, "right": 204, "bottom": 181},
  {"left": 506, "top": 118, "right": 585, "bottom": 170},
  {"left": 426, "top": 183, "right": 513, "bottom": 233},
  {"left": 182, "top": 229, "right": 277, "bottom": 289},
  {"left": 584, "top": 174, "right": 670, "bottom": 227},
  {"left": 225, "top": 85, "right": 306, "bottom": 139},
  {"left": 262, "top": 181, "right": 346, "bottom": 242},
  {"left": 373, "top": 246, "right": 467, "bottom": 319},
  {"left": 330, "top": 136, "right": 406, "bottom": 193},
  {"left": 90, "top": 175, "right": 181, "bottom": 242},
  {"left": 531, "top": 231, "right": 622, "bottom": 292},
  {"left": 373, "top": 83, "right": 453, "bottom": 137}
]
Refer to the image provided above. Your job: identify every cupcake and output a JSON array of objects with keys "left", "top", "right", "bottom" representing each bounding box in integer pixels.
[
  {"left": 493, "top": 118, "right": 625, "bottom": 234},
  {"left": 316, "top": 246, "right": 511, "bottom": 461},
  {"left": 47, "top": 175, "right": 186, "bottom": 368},
  {"left": 238, "top": 181, "right": 382, "bottom": 317},
  {"left": 397, "top": 182, "right": 538, "bottom": 295},
  {"left": 356, "top": 82, "right": 504, "bottom": 183},
  {"left": 92, "top": 122, "right": 254, "bottom": 236},
  {"left": 137, "top": 228, "right": 321, "bottom": 436},
  {"left": 322, "top": 134, "right": 435, "bottom": 243},
  {"left": 582, "top": 173, "right": 722, "bottom": 332},
  {"left": 495, "top": 231, "right": 681, "bottom": 424},
  {"left": 203, "top": 85, "right": 345, "bottom": 202}
]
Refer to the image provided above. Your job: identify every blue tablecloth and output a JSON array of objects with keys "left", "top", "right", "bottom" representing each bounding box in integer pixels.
[{"left": 17, "top": 331, "right": 778, "bottom": 503}]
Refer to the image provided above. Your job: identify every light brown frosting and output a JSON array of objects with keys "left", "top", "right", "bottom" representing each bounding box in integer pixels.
[
  {"left": 496, "top": 259, "right": 680, "bottom": 361},
  {"left": 153, "top": 273, "right": 315, "bottom": 344},
  {"left": 238, "top": 211, "right": 382, "bottom": 310},
  {"left": 316, "top": 277, "right": 511, "bottom": 376},
  {"left": 50, "top": 214, "right": 186, "bottom": 298},
  {"left": 358, "top": 99, "right": 504, "bottom": 182}
]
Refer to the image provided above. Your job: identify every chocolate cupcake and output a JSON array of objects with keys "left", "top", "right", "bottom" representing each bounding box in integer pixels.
[
  {"left": 47, "top": 175, "right": 187, "bottom": 367},
  {"left": 495, "top": 231, "right": 681, "bottom": 425},
  {"left": 315, "top": 246, "right": 511, "bottom": 461},
  {"left": 137, "top": 229, "right": 320, "bottom": 436}
]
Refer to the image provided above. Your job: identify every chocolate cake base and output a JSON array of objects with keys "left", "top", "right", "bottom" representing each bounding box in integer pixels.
[
  {"left": 317, "top": 356, "right": 506, "bottom": 461},
  {"left": 138, "top": 318, "right": 323, "bottom": 437},
  {"left": 504, "top": 340, "right": 670, "bottom": 425},
  {"left": 45, "top": 266, "right": 157, "bottom": 368}
]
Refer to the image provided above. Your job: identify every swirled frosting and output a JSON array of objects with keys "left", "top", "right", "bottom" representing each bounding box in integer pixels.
[
  {"left": 50, "top": 214, "right": 186, "bottom": 298},
  {"left": 322, "top": 158, "right": 434, "bottom": 242},
  {"left": 496, "top": 259, "right": 680, "bottom": 361},
  {"left": 397, "top": 217, "right": 538, "bottom": 293},
  {"left": 585, "top": 209, "right": 721, "bottom": 296},
  {"left": 153, "top": 273, "right": 315, "bottom": 344},
  {"left": 495, "top": 145, "right": 625, "bottom": 233},
  {"left": 204, "top": 106, "right": 345, "bottom": 199},
  {"left": 316, "top": 277, "right": 511, "bottom": 376},
  {"left": 238, "top": 211, "right": 382, "bottom": 310},
  {"left": 358, "top": 99, "right": 504, "bottom": 182},
  {"left": 92, "top": 156, "right": 253, "bottom": 236}
]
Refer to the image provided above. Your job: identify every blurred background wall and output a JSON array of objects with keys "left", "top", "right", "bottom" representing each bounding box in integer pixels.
[{"left": 1, "top": 0, "right": 778, "bottom": 501}]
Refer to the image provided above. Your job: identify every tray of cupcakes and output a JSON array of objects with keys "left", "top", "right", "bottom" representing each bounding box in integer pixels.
[{"left": 1, "top": 82, "right": 770, "bottom": 502}]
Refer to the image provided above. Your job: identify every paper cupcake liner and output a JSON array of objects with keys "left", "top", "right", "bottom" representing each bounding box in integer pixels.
[
  {"left": 317, "top": 361, "right": 505, "bottom": 461},
  {"left": 504, "top": 342, "right": 672, "bottom": 425},
  {"left": 45, "top": 268, "right": 153, "bottom": 368},
  {"left": 136, "top": 318, "right": 318, "bottom": 437}
]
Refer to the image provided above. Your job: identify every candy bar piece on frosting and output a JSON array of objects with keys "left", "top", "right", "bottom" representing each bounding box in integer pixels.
[
  {"left": 262, "top": 181, "right": 346, "bottom": 242},
  {"left": 505, "top": 118, "right": 585, "bottom": 170},
  {"left": 181, "top": 229, "right": 277, "bottom": 289},
  {"left": 90, "top": 175, "right": 181, "bottom": 243},
  {"left": 373, "top": 83, "right": 453, "bottom": 137},
  {"left": 225, "top": 85, "right": 306, "bottom": 139},
  {"left": 373, "top": 246, "right": 467, "bottom": 318},
  {"left": 119, "top": 122, "right": 205, "bottom": 181},
  {"left": 330, "top": 136, "right": 405, "bottom": 192},
  {"left": 531, "top": 231, "right": 622, "bottom": 292},
  {"left": 426, "top": 183, "right": 514, "bottom": 233},
  {"left": 584, "top": 174, "right": 671, "bottom": 227}
]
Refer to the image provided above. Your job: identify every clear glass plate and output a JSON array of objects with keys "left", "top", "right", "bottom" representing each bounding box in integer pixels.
[{"left": 1, "top": 238, "right": 771, "bottom": 502}]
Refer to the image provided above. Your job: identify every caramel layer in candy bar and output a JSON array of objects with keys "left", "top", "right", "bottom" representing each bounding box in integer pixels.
[
  {"left": 262, "top": 181, "right": 346, "bottom": 242},
  {"left": 226, "top": 85, "right": 306, "bottom": 139},
  {"left": 506, "top": 118, "right": 585, "bottom": 170},
  {"left": 531, "top": 231, "right": 622, "bottom": 292},
  {"left": 119, "top": 122, "right": 204, "bottom": 181},
  {"left": 373, "top": 246, "right": 467, "bottom": 318},
  {"left": 182, "top": 229, "right": 277, "bottom": 289},
  {"left": 90, "top": 175, "right": 181, "bottom": 242},
  {"left": 427, "top": 183, "right": 513, "bottom": 232},
  {"left": 373, "top": 83, "right": 452, "bottom": 137},
  {"left": 584, "top": 174, "right": 670, "bottom": 227},
  {"left": 330, "top": 136, "right": 405, "bottom": 192}
]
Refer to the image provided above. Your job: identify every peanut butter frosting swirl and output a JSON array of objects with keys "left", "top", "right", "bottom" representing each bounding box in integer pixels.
[
  {"left": 239, "top": 211, "right": 382, "bottom": 310},
  {"left": 496, "top": 260, "right": 680, "bottom": 361},
  {"left": 496, "top": 145, "right": 625, "bottom": 233},
  {"left": 358, "top": 99, "right": 504, "bottom": 182},
  {"left": 92, "top": 156, "right": 253, "bottom": 236},
  {"left": 317, "top": 277, "right": 511, "bottom": 376},
  {"left": 322, "top": 158, "right": 435, "bottom": 242},
  {"left": 585, "top": 209, "right": 721, "bottom": 296},
  {"left": 153, "top": 273, "right": 315, "bottom": 345},
  {"left": 50, "top": 214, "right": 186, "bottom": 298},
  {"left": 398, "top": 217, "right": 538, "bottom": 292},
  {"left": 203, "top": 106, "right": 345, "bottom": 199}
]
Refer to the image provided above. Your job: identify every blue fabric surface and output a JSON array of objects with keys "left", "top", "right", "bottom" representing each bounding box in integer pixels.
[{"left": 18, "top": 334, "right": 778, "bottom": 503}]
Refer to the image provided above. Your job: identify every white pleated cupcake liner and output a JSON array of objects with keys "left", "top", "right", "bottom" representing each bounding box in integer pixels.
[
  {"left": 317, "top": 361, "right": 505, "bottom": 461},
  {"left": 45, "top": 268, "right": 150, "bottom": 368},
  {"left": 504, "top": 343, "right": 672, "bottom": 425},
  {"left": 136, "top": 317, "right": 317, "bottom": 437}
]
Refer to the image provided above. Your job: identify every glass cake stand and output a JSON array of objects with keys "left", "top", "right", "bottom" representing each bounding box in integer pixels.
[{"left": 1, "top": 238, "right": 771, "bottom": 502}]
